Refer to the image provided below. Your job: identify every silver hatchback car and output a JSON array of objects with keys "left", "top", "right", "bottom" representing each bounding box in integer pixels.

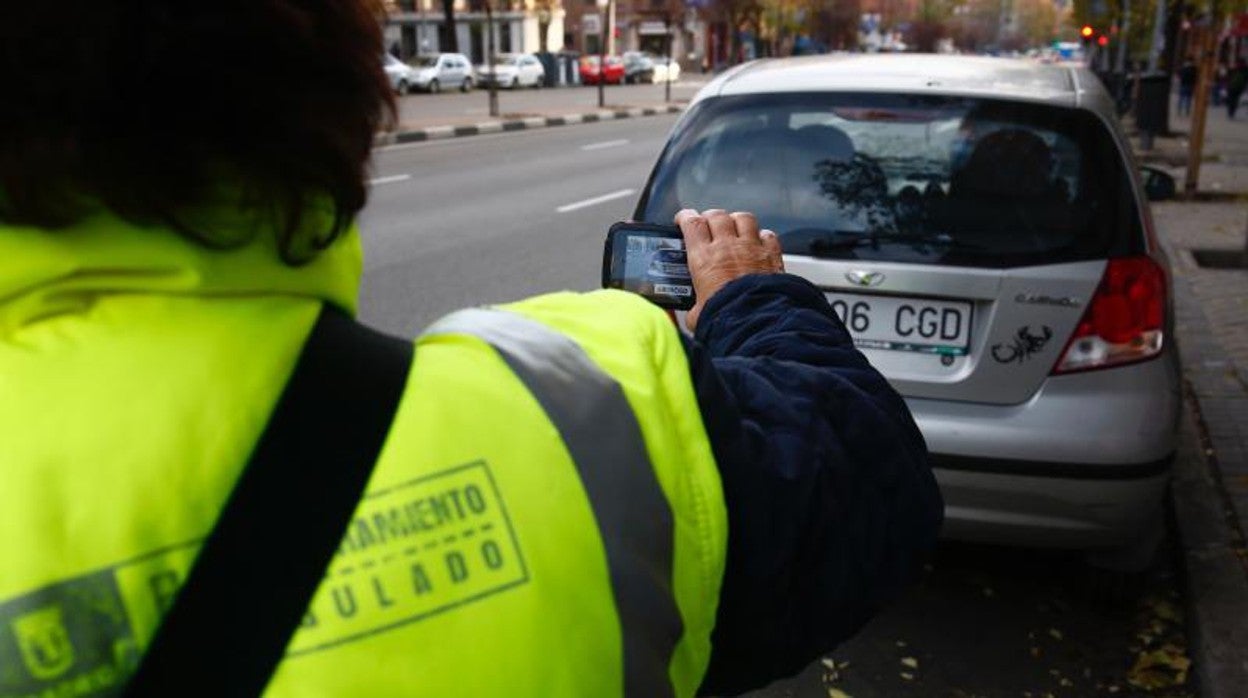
[{"left": 636, "top": 55, "right": 1181, "bottom": 573}]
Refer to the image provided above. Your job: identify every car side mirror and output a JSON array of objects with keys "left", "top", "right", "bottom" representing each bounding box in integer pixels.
[{"left": 1141, "top": 166, "right": 1176, "bottom": 201}]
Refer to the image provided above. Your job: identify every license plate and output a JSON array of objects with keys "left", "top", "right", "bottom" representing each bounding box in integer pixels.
[{"left": 825, "top": 292, "right": 972, "bottom": 356}]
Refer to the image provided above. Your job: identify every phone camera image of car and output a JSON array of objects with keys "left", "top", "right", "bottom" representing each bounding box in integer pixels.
[{"left": 646, "top": 248, "right": 691, "bottom": 283}]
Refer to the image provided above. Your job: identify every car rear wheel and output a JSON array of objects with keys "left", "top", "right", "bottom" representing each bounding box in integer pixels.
[
  {"left": 511, "top": 77, "right": 520, "bottom": 89},
  {"left": 1083, "top": 505, "right": 1165, "bottom": 607},
  {"left": 461, "top": 78, "right": 473, "bottom": 92},
  {"left": 397, "top": 79, "right": 410, "bottom": 95},
  {"left": 428, "top": 79, "right": 440, "bottom": 94}
]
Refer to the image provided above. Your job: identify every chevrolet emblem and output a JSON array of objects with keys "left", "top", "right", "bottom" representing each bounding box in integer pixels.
[{"left": 845, "top": 270, "right": 885, "bottom": 287}]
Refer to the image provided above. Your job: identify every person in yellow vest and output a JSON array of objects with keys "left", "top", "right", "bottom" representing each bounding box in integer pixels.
[{"left": 0, "top": 2, "right": 942, "bottom": 696}]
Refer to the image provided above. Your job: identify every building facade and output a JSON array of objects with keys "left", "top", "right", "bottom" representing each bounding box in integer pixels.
[
  {"left": 385, "top": 0, "right": 567, "bottom": 63},
  {"left": 562, "top": 0, "right": 699, "bottom": 67}
]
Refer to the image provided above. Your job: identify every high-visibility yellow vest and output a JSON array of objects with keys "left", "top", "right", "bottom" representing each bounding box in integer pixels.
[{"left": 0, "top": 211, "right": 728, "bottom": 696}]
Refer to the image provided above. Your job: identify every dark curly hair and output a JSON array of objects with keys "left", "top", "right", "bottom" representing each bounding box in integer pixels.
[{"left": 0, "top": 1, "right": 394, "bottom": 264}]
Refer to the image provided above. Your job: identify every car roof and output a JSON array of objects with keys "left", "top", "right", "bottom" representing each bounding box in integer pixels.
[{"left": 695, "top": 54, "right": 1112, "bottom": 113}]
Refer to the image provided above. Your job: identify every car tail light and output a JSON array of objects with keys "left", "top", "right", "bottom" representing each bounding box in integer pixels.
[{"left": 1052, "top": 256, "right": 1166, "bottom": 374}]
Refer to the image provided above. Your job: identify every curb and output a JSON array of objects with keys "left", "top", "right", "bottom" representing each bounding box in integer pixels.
[
  {"left": 1165, "top": 245, "right": 1248, "bottom": 698},
  {"left": 1172, "top": 393, "right": 1248, "bottom": 698},
  {"left": 374, "top": 104, "right": 685, "bottom": 146}
]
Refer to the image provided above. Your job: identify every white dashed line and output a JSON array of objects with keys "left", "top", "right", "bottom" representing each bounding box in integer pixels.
[
  {"left": 369, "top": 174, "right": 412, "bottom": 186},
  {"left": 555, "top": 188, "right": 636, "bottom": 213},
  {"left": 580, "top": 139, "right": 630, "bottom": 151}
]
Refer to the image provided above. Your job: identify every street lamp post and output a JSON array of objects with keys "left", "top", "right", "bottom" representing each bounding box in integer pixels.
[
  {"left": 664, "top": 12, "right": 672, "bottom": 104},
  {"left": 485, "top": 0, "right": 499, "bottom": 118},
  {"left": 597, "top": 0, "right": 610, "bottom": 108}
]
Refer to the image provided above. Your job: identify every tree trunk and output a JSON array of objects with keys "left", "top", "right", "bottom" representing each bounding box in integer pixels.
[
  {"left": 441, "top": 0, "right": 459, "bottom": 53},
  {"left": 1185, "top": 26, "right": 1217, "bottom": 195}
]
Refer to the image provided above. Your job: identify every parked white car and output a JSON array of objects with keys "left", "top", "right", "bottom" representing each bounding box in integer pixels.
[
  {"left": 477, "top": 53, "right": 545, "bottom": 89},
  {"left": 407, "top": 53, "right": 475, "bottom": 93},
  {"left": 382, "top": 54, "right": 420, "bottom": 95},
  {"left": 651, "top": 55, "right": 681, "bottom": 83}
]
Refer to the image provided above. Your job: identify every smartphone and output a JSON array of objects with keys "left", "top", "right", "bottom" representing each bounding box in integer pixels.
[{"left": 601, "top": 222, "right": 695, "bottom": 310}]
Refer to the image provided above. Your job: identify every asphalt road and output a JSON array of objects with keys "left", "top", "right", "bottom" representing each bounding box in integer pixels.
[
  {"left": 356, "top": 119, "right": 1194, "bottom": 698},
  {"left": 394, "top": 79, "right": 706, "bottom": 125},
  {"left": 358, "top": 114, "right": 675, "bottom": 336}
]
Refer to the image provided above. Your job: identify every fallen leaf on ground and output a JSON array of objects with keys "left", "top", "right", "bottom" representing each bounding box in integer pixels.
[
  {"left": 1048, "top": 628, "right": 1063, "bottom": 641},
  {"left": 1151, "top": 599, "right": 1182, "bottom": 623},
  {"left": 899, "top": 672, "right": 914, "bottom": 681},
  {"left": 821, "top": 658, "right": 837, "bottom": 671},
  {"left": 826, "top": 689, "right": 852, "bottom": 698},
  {"left": 901, "top": 657, "right": 918, "bottom": 669},
  {"left": 895, "top": 640, "right": 907, "bottom": 648},
  {"left": 1127, "top": 647, "right": 1192, "bottom": 689}
]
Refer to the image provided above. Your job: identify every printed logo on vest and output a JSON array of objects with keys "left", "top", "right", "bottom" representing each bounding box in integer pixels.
[
  {"left": 288, "top": 459, "right": 529, "bottom": 655},
  {"left": 13, "top": 606, "right": 75, "bottom": 680},
  {"left": 0, "top": 541, "right": 197, "bottom": 698}
]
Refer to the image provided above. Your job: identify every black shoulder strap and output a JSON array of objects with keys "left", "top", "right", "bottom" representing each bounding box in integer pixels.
[{"left": 125, "top": 305, "right": 413, "bottom": 697}]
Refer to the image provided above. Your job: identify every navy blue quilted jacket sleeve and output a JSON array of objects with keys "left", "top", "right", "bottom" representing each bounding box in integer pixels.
[{"left": 687, "top": 273, "right": 943, "bottom": 695}]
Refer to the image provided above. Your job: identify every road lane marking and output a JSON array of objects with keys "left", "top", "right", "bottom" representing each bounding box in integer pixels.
[
  {"left": 580, "top": 139, "right": 630, "bottom": 151},
  {"left": 369, "top": 174, "right": 412, "bottom": 186},
  {"left": 556, "top": 188, "right": 636, "bottom": 213}
]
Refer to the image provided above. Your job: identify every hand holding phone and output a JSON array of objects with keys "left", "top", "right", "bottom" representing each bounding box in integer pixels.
[{"left": 603, "top": 211, "right": 784, "bottom": 328}]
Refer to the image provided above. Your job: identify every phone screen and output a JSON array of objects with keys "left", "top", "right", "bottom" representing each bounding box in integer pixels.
[{"left": 601, "top": 223, "right": 695, "bottom": 310}]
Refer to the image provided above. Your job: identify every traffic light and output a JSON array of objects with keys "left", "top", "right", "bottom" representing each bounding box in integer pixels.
[{"left": 1080, "top": 25, "right": 1094, "bottom": 39}]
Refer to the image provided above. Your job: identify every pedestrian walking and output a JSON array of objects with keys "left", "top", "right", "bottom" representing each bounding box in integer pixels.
[
  {"left": 1226, "top": 59, "right": 1248, "bottom": 119},
  {"left": 1178, "top": 56, "right": 1198, "bottom": 116},
  {"left": 1213, "top": 62, "right": 1228, "bottom": 106},
  {"left": 0, "top": 2, "right": 942, "bottom": 697}
]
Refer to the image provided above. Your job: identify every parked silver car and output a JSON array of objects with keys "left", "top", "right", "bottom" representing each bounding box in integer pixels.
[
  {"left": 407, "top": 53, "right": 475, "bottom": 93},
  {"left": 477, "top": 53, "right": 545, "bottom": 89},
  {"left": 636, "top": 55, "right": 1180, "bottom": 575},
  {"left": 382, "top": 54, "right": 419, "bottom": 95}
]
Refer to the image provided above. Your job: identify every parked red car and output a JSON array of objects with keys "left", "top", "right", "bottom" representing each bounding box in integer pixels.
[{"left": 579, "top": 55, "right": 625, "bottom": 85}]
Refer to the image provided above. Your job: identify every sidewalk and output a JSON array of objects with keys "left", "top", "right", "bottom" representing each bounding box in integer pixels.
[
  {"left": 1134, "top": 104, "right": 1248, "bottom": 697},
  {"left": 1135, "top": 100, "right": 1248, "bottom": 193}
]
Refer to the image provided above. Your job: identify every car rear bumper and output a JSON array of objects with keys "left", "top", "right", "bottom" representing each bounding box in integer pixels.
[
  {"left": 934, "top": 464, "right": 1169, "bottom": 548},
  {"left": 905, "top": 354, "right": 1181, "bottom": 546}
]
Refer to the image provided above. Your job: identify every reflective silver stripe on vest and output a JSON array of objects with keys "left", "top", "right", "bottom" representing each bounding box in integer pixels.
[{"left": 424, "top": 308, "right": 682, "bottom": 697}]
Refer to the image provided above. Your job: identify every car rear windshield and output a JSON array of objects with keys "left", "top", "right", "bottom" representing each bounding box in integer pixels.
[{"left": 639, "top": 93, "right": 1144, "bottom": 268}]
